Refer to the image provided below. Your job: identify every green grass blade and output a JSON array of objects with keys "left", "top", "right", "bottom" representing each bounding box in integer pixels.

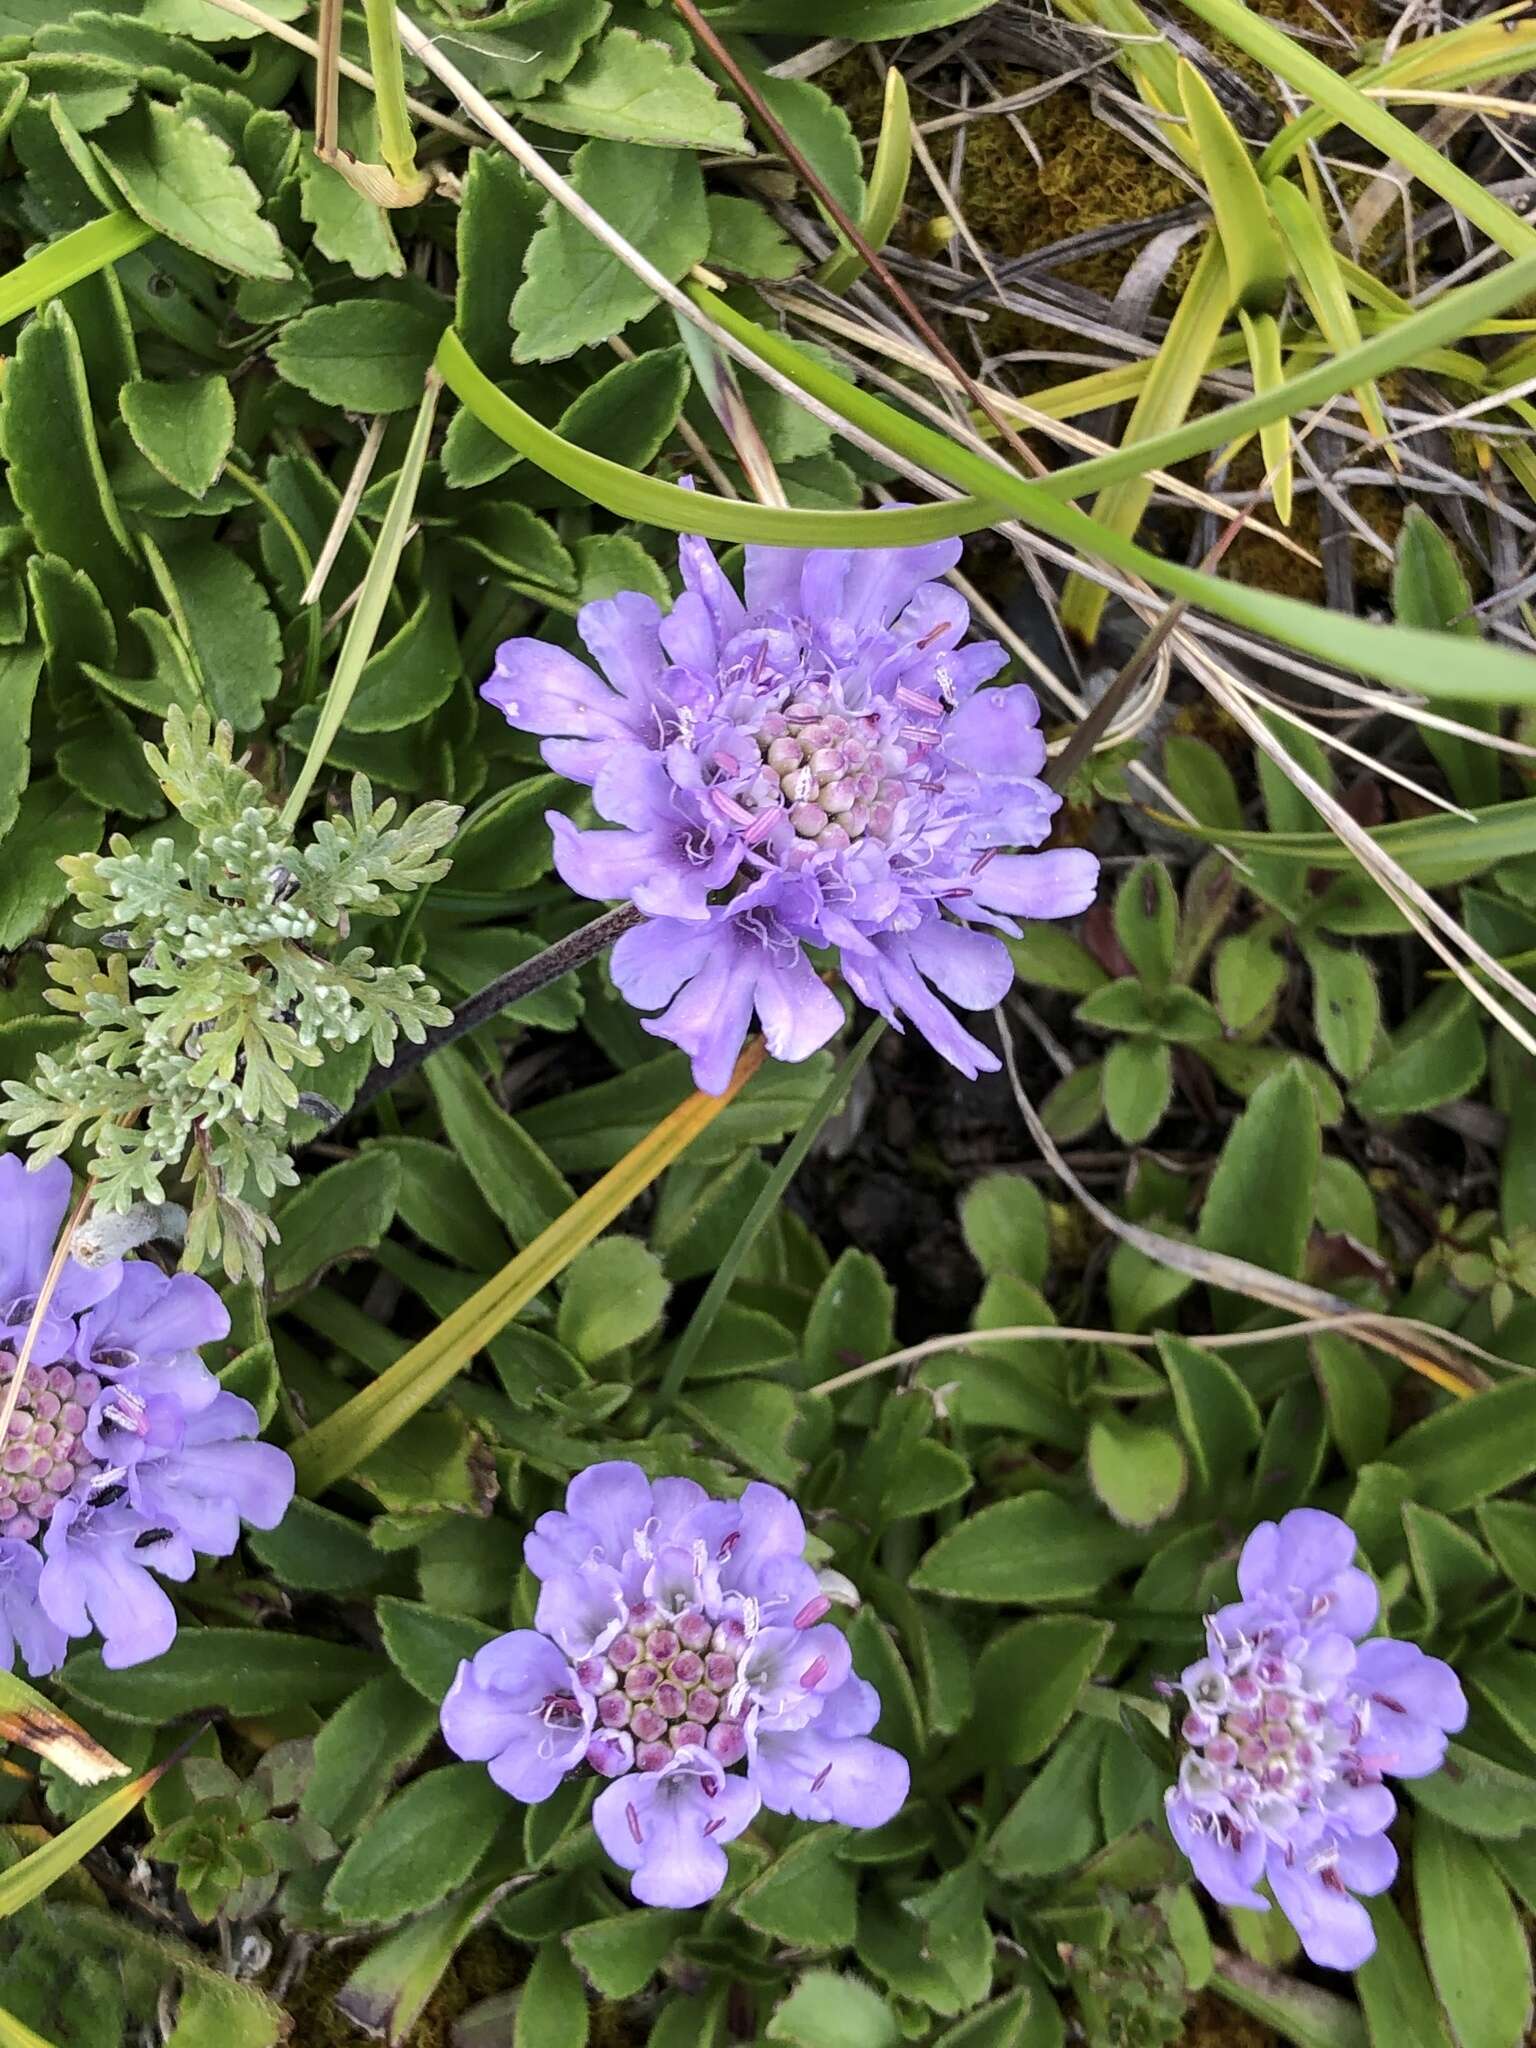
[
  {"left": 1177, "top": 61, "right": 1288, "bottom": 314},
  {"left": 1235, "top": 307, "right": 1293, "bottom": 523},
  {"left": 0, "top": 2005, "right": 61, "bottom": 2048},
  {"left": 0, "top": 1756, "right": 170, "bottom": 1918},
  {"left": 1268, "top": 179, "right": 1392, "bottom": 449},
  {"left": 817, "top": 67, "right": 913, "bottom": 294},
  {"left": 279, "top": 373, "right": 441, "bottom": 826},
  {"left": 289, "top": 1046, "right": 770, "bottom": 1495},
  {"left": 0, "top": 212, "right": 155, "bottom": 327},
  {"left": 1261, "top": 11, "right": 1536, "bottom": 176},
  {"left": 435, "top": 327, "right": 1005, "bottom": 545},
  {"left": 692, "top": 285, "right": 1536, "bottom": 701},
  {"left": 1182, "top": 0, "right": 1536, "bottom": 259},
  {"left": 1150, "top": 794, "right": 1536, "bottom": 881},
  {"left": 655, "top": 1020, "right": 884, "bottom": 1411},
  {"left": 1026, "top": 250, "right": 1536, "bottom": 499}
]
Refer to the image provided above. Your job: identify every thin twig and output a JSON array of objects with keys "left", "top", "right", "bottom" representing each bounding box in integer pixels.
[
  {"left": 300, "top": 416, "right": 388, "bottom": 608},
  {"left": 334, "top": 905, "right": 644, "bottom": 1128}
]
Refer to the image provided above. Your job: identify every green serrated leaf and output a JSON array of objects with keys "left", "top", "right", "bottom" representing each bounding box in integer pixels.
[{"left": 512, "top": 139, "right": 708, "bottom": 362}]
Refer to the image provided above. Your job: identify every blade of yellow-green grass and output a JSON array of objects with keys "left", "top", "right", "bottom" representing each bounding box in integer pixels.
[
  {"left": 279, "top": 372, "right": 440, "bottom": 826},
  {"left": 1060, "top": 236, "right": 1235, "bottom": 644},
  {"left": 1269, "top": 179, "right": 1393, "bottom": 453},
  {"left": 289, "top": 1043, "right": 768, "bottom": 1495},
  {"left": 0, "top": 1674, "right": 127, "bottom": 1787},
  {"left": 0, "top": 212, "right": 154, "bottom": 326},
  {"left": 435, "top": 327, "right": 1004, "bottom": 544},
  {"left": 0, "top": 2005, "right": 60, "bottom": 2048},
  {"left": 1262, "top": 9, "right": 1536, "bottom": 175},
  {"left": 991, "top": 334, "right": 1248, "bottom": 426},
  {"left": 1234, "top": 309, "right": 1293, "bottom": 523},
  {"left": 818, "top": 68, "right": 913, "bottom": 294},
  {"left": 1048, "top": 0, "right": 1182, "bottom": 128},
  {"left": 1177, "top": 61, "right": 1289, "bottom": 316},
  {"left": 0, "top": 1755, "right": 172, "bottom": 1917},
  {"left": 1182, "top": 0, "right": 1536, "bottom": 260}
]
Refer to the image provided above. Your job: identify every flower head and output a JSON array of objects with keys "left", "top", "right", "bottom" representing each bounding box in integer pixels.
[
  {"left": 483, "top": 534, "right": 1098, "bottom": 1090},
  {"left": 1166, "top": 1508, "right": 1465, "bottom": 1970},
  {"left": 0, "top": 1155, "right": 294, "bottom": 1674},
  {"left": 440, "top": 1460, "right": 909, "bottom": 1907}
]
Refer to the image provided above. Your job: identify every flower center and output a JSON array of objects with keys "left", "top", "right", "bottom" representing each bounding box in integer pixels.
[
  {"left": 705, "top": 673, "right": 941, "bottom": 862},
  {"left": 1176, "top": 1638, "right": 1373, "bottom": 1839},
  {"left": 579, "top": 1602, "right": 748, "bottom": 1774},
  {"left": 0, "top": 1360, "right": 103, "bottom": 1542}
]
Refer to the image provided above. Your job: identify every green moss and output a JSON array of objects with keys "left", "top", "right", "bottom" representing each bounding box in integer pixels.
[{"left": 282, "top": 1928, "right": 530, "bottom": 2048}]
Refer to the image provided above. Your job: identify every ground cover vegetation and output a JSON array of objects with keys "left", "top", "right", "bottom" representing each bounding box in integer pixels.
[{"left": 0, "top": 1, "right": 1534, "bottom": 2044}]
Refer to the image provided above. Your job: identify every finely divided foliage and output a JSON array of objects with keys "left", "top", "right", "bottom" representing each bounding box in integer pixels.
[{"left": 0, "top": 2, "right": 1532, "bottom": 2047}]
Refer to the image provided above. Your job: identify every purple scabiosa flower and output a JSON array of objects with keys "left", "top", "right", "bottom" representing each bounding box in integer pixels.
[
  {"left": 440, "top": 1460, "right": 909, "bottom": 1907},
  {"left": 0, "top": 1155, "right": 295, "bottom": 1674},
  {"left": 482, "top": 534, "right": 1098, "bottom": 1090},
  {"left": 1166, "top": 1508, "right": 1465, "bottom": 1971}
]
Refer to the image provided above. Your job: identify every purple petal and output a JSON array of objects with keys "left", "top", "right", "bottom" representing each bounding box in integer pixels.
[
  {"left": 1238, "top": 1509, "right": 1380, "bottom": 1636},
  {"left": 944, "top": 685, "right": 1047, "bottom": 780},
  {"left": 650, "top": 1477, "right": 734, "bottom": 1556},
  {"left": 534, "top": 1565, "right": 626, "bottom": 1661},
  {"left": 956, "top": 778, "right": 1059, "bottom": 853},
  {"left": 1335, "top": 1830, "right": 1397, "bottom": 1896},
  {"left": 1167, "top": 1794, "right": 1267, "bottom": 1909},
  {"left": 0, "top": 1154, "right": 72, "bottom": 1301},
  {"left": 0, "top": 1539, "right": 67, "bottom": 1678},
  {"left": 799, "top": 551, "right": 850, "bottom": 625},
  {"left": 442, "top": 1632, "right": 569, "bottom": 1758},
  {"left": 753, "top": 950, "right": 844, "bottom": 1068},
  {"left": 39, "top": 1501, "right": 182, "bottom": 1669},
  {"left": 843, "top": 924, "right": 1007, "bottom": 1081},
  {"left": 743, "top": 546, "right": 811, "bottom": 616},
  {"left": 610, "top": 916, "right": 720, "bottom": 1013},
  {"left": 75, "top": 1264, "right": 229, "bottom": 1367},
  {"left": 1320, "top": 1778, "right": 1396, "bottom": 1836},
  {"left": 679, "top": 535, "right": 746, "bottom": 644},
  {"left": 1267, "top": 1846, "right": 1376, "bottom": 1971},
  {"left": 482, "top": 642, "right": 640, "bottom": 784},
  {"left": 592, "top": 1763, "right": 759, "bottom": 1907},
  {"left": 1240, "top": 1510, "right": 1357, "bottom": 1601},
  {"left": 642, "top": 935, "right": 759, "bottom": 1096},
  {"left": 659, "top": 591, "right": 720, "bottom": 675},
  {"left": 442, "top": 1632, "right": 591, "bottom": 1804},
  {"left": 555, "top": 1461, "right": 652, "bottom": 1572},
  {"left": 967, "top": 848, "right": 1100, "bottom": 923},
  {"left": 1352, "top": 1639, "right": 1466, "bottom": 1777},
  {"left": 742, "top": 1623, "right": 852, "bottom": 1717},
  {"left": 718, "top": 1482, "right": 805, "bottom": 1593},
  {"left": 577, "top": 592, "right": 666, "bottom": 701},
  {"left": 752, "top": 1726, "right": 909, "bottom": 1829},
  {"left": 841, "top": 538, "right": 962, "bottom": 630},
  {"left": 551, "top": 815, "right": 712, "bottom": 919}
]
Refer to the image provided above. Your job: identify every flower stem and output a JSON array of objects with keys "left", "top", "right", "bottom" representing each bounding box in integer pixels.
[{"left": 334, "top": 903, "right": 644, "bottom": 1128}]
